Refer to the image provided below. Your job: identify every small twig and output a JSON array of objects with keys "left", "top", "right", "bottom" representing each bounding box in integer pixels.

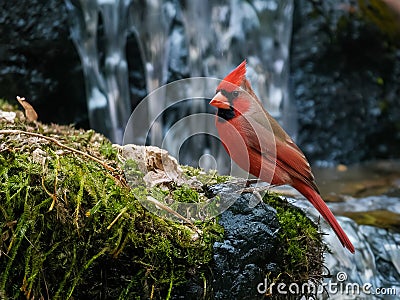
[
  {"left": 41, "top": 160, "right": 57, "bottom": 211},
  {"left": 145, "top": 196, "right": 200, "bottom": 233},
  {"left": 107, "top": 206, "right": 128, "bottom": 230},
  {"left": 150, "top": 284, "right": 155, "bottom": 300},
  {"left": 48, "top": 155, "right": 60, "bottom": 211}
]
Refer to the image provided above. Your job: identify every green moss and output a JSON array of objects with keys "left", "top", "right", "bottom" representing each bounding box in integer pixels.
[
  {"left": 262, "top": 192, "right": 325, "bottom": 288},
  {"left": 172, "top": 185, "right": 204, "bottom": 203},
  {"left": 0, "top": 108, "right": 224, "bottom": 299},
  {"left": 181, "top": 165, "right": 231, "bottom": 185},
  {"left": 99, "top": 139, "right": 118, "bottom": 160}
]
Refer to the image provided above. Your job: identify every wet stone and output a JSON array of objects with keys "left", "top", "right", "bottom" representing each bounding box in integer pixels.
[
  {"left": 212, "top": 186, "right": 280, "bottom": 299},
  {"left": 172, "top": 184, "right": 280, "bottom": 300}
]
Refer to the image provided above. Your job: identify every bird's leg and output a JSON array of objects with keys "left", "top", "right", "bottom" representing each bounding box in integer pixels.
[
  {"left": 239, "top": 184, "right": 277, "bottom": 208},
  {"left": 239, "top": 183, "right": 275, "bottom": 195}
]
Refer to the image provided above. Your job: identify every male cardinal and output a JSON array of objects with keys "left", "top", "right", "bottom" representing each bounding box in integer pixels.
[{"left": 210, "top": 60, "right": 355, "bottom": 253}]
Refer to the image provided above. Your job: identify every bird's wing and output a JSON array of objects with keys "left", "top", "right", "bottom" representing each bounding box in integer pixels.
[
  {"left": 242, "top": 110, "right": 319, "bottom": 193},
  {"left": 275, "top": 136, "right": 319, "bottom": 193}
]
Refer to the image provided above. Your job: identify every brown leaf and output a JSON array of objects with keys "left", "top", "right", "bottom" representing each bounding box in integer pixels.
[
  {"left": 16, "top": 96, "right": 38, "bottom": 122},
  {"left": 115, "top": 144, "right": 187, "bottom": 187}
]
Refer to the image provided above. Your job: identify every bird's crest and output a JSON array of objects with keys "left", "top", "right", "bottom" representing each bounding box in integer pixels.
[{"left": 217, "top": 60, "right": 246, "bottom": 92}]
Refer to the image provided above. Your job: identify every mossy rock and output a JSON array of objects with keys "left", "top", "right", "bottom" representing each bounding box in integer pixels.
[{"left": 0, "top": 100, "right": 325, "bottom": 299}]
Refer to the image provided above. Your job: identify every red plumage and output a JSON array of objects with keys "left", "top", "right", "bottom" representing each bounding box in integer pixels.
[
  {"left": 216, "top": 60, "right": 247, "bottom": 92},
  {"left": 210, "top": 60, "right": 355, "bottom": 253}
]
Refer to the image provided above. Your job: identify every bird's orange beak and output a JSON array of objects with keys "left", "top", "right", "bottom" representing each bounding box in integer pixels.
[{"left": 210, "top": 92, "right": 230, "bottom": 109}]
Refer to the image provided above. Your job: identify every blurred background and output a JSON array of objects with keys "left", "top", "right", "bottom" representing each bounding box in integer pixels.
[{"left": 1, "top": 0, "right": 400, "bottom": 294}]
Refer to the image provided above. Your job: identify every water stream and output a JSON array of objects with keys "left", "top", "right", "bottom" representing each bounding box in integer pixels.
[
  {"left": 65, "top": 0, "right": 132, "bottom": 144},
  {"left": 317, "top": 162, "right": 400, "bottom": 299},
  {"left": 276, "top": 161, "right": 400, "bottom": 298},
  {"left": 66, "top": 0, "right": 295, "bottom": 151}
]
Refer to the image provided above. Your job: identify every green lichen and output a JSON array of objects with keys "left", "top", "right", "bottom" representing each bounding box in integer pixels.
[{"left": 0, "top": 107, "right": 224, "bottom": 299}]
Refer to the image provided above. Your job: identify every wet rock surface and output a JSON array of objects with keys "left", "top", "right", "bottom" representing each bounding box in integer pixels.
[
  {"left": 212, "top": 192, "right": 279, "bottom": 300},
  {"left": 173, "top": 184, "right": 280, "bottom": 299},
  {"left": 0, "top": 0, "right": 87, "bottom": 127}
]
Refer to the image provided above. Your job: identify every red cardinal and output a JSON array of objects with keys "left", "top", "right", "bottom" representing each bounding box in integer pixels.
[{"left": 210, "top": 60, "right": 355, "bottom": 253}]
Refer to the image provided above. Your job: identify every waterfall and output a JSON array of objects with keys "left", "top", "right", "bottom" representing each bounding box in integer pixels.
[
  {"left": 66, "top": 0, "right": 296, "bottom": 161},
  {"left": 123, "top": 0, "right": 296, "bottom": 175},
  {"left": 64, "top": 0, "right": 298, "bottom": 195},
  {"left": 127, "top": 0, "right": 175, "bottom": 146},
  {"left": 188, "top": 0, "right": 296, "bottom": 170},
  {"left": 181, "top": 0, "right": 295, "bottom": 125},
  {"left": 65, "top": 0, "right": 132, "bottom": 144}
]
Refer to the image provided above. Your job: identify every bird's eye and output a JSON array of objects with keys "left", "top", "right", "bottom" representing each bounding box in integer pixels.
[{"left": 232, "top": 91, "right": 239, "bottom": 98}]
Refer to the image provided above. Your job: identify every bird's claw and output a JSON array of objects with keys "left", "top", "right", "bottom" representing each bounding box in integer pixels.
[{"left": 238, "top": 185, "right": 272, "bottom": 208}]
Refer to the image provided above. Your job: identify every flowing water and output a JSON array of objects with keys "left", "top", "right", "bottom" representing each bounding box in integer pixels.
[
  {"left": 316, "top": 161, "right": 400, "bottom": 299},
  {"left": 275, "top": 161, "right": 400, "bottom": 299},
  {"left": 65, "top": 0, "right": 295, "bottom": 150},
  {"left": 65, "top": 0, "right": 132, "bottom": 144}
]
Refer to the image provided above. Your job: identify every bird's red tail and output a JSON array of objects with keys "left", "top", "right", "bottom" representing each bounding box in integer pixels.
[{"left": 293, "top": 181, "right": 355, "bottom": 253}]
